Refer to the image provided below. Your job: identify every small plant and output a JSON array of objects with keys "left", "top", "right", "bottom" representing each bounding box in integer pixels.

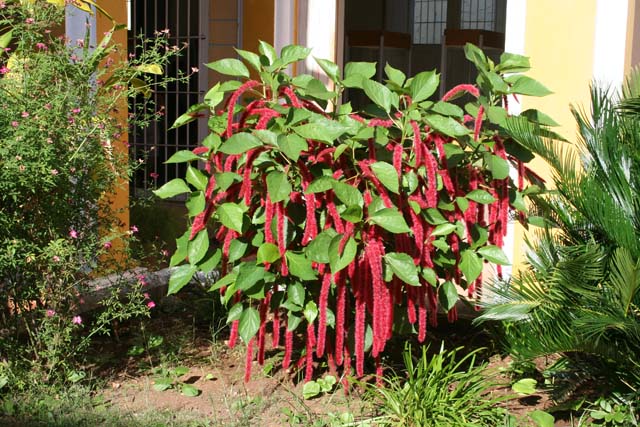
[
  {"left": 587, "top": 396, "right": 639, "bottom": 426},
  {"left": 363, "top": 344, "right": 510, "bottom": 426},
  {"left": 152, "top": 365, "right": 201, "bottom": 397},
  {"left": 302, "top": 374, "right": 337, "bottom": 399}
]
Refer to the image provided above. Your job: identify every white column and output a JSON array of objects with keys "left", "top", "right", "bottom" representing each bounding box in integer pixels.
[
  {"left": 297, "top": 0, "right": 338, "bottom": 85},
  {"left": 593, "top": 0, "right": 629, "bottom": 87}
]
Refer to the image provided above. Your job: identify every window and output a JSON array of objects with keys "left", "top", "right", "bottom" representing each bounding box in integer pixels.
[
  {"left": 461, "top": 0, "right": 506, "bottom": 32},
  {"left": 413, "top": 0, "right": 448, "bottom": 45}
]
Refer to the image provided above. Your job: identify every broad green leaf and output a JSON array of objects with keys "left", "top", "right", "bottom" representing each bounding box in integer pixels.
[
  {"left": 340, "top": 205, "right": 363, "bottom": 223},
  {"left": 257, "top": 242, "right": 280, "bottom": 264},
  {"left": 424, "top": 208, "right": 448, "bottom": 225},
  {"left": 287, "top": 312, "right": 303, "bottom": 331},
  {"left": 215, "top": 172, "right": 242, "bottom": 191},
  {"left": 432, "top": 101, "right": 464, "bottom": 118},
  {"left": 188, "top": 230, "right": 209, "bottom": 265},
  {"left": 421, "top": 267, "right": 438, "bottom": 286},
  {"left": 305, "top": 229, "right": 338, "bottom": 263},
  {"left": 135, "top": 63, "right": 163, "bottom": 74},
  {"left": 217, "top": 203, "right": 246, "bottom": 232},
  {"left": 227, "top": 239, "right": 248, "bottom": 263},
  {"left": 438, "top": 280, "right": 459, "bottom": 311},
  {"left": 459, "top": 249, "right": 482, "bottom": 283},
  {"left": 344, "top": 62, "right": 377, "bottom": 79},
  {"left": 363, "top": 79, "right": 392, "bottom": 112},
  {"left": 304, "top": 301, "right": 319, "bottom": 323},
  {"left": 293, "top": 118, "right": 350, "bottom": 143},
  {"left": 253, "top": 130, "right": 277, "bottom": 146},
  {"left": 512, "top": 378, "right": 538, "bottom": 395},
  {"left": 384, "top": 63, "right": 406, "bottom": 87},
  {"left": 165, "top": 150, "right": 201, "bottom": 164},
  {"left": 332, "top": 181, "right": 364, "bottom": 208},
  {"left": 266, "top": 171, "right": 292, "bottom": 203},
  {"left": 180, "top": 384, "right": 200, "bottom": 397},
  {"left": 329, "top": 236, "right": 357, "bottom": 274},
  {"left": 369, "top": 208, "right": 411, "bottom": 233},
  {"left": 239, "top": 307, "right": 260, "bottom": 342},
  {"left": 286, "top": 252, "right": 317, "bottom": 281},
  {"left": 170, "top": 231, "right": 190, "bottom": 267},
  {"left": 281, "top": 45, "right": 312, "bottom": 65},
  {"left": 509, "top": 75, "right": 553, "bottom": 97},
  {"left": 431, "top": 223, "right": 457, "bottom": 236},
  {"left": 204, "top": 83, "right": 224, "bottom": 108},
  {"left": 410, "top": 70, "right": 439, "bottom": 102},
  {"left": 302, "top": 381, "right": 321, "bottom": 399},
  {"left": 170, "top": 103, "right": 208, "bottom": 129},
  {"left": 258, "top": 40, "right": 277, "bottom": 65},
  {"left": 206, "top": 58, "right": 250, "bottom": 78},
  {"left": 464, "top": 43, "right": 488, "bottom": 71},
  {"left": 306, "top": 176, "right": 336, "bottom": 194},
  {"left": 219, "top": 133, "right": 263, "bottom": 155},
  {"left": 186, "top": 191, "right": 205, "bottom": 217},
  {"left": 478, "top": 245, "right": 511, "bottom": 265},
  {"left": 277, "top": 133, "right": 308, "bottom": 161},
  {"left": 210, "top": 271, "right": 237, "bottom": 292},
  {"left": 385, "top": 252, "right": 420, "bottom": 286},
  {"left": 520, "top": 108, "right": 559, "bottom": 126},
  {"left": 484, "top": 153, "right": 510, "bottom": 180},
  {"left": 370, "top": 161, "right": 399, "bottom": 194},
  {"left": 186, "top": 166, "right": 207, "bottom": 191},
  {"left": 456, "top": 196, "right": 469, "bottom": 212},
  {"left": 425, "top": 114, "right": 470, "bottom": 137},
  {"left": 529, "top": 410, "right": 554, "bottom": 427},
  {"left": 153, "top": 178, "right": 190, "bottom": 199},
  {"left": 497, "top": 52, "right": 531, "bottom": 73},
  {"left": 235, "top": 48, "right": 262, "bottom": 71},
  {"left": 466, "top": 189, "right": 497, "bottom": 204},
  {"left": 0, "top": 30, "right": 12, "bottom": 49},
  {"left": 199, "top": 248, "right": 221, "bottom": 273},
  {"left": 168, "top": 264, "right": 197, "bottom": 295},
  {"left": 288, "top": 282, "right": 305, "bottom": 307},
  {"left": 235, "top": 262, "right": 265, "bottom": 291},
  {"left": 315, "top": 57, "right": 340, "bottom": 82}
]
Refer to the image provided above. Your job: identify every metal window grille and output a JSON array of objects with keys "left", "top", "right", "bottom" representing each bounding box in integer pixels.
[
  {"left": 128, "top": 0, "right": 209, "bottom": 194},
  {"left": 413, "top": 0, "right": 448, "bottom": 45},
  {"left": 461, "top": 0, "right": 506, "bottom": 32}
]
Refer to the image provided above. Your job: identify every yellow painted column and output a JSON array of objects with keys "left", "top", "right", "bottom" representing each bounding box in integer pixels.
[
  {"left": 97, "top": 1, "right": 130, "bottom": 242},
  {"left": 511, "top": 0, "right": 598, "bottom": 270},
  {"left": 243, "top": 0, "right": 275, "bottom": 52}
]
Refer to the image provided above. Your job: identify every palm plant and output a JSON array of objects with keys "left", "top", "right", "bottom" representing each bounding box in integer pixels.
[{"left": 476, "top": 70, "right": 640, "bottom": 394}]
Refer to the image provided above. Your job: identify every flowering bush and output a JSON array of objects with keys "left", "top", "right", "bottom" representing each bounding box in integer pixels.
[
  {"left": 0, "top": 1, "right": 183, "bottom": 382},
  {"left": 156, "top": 42, "right": 553, "bottom": 382}
]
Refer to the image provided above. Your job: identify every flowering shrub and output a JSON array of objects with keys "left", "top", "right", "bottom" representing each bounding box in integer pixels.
[
  {"left": 157, "top": 42, "right": 552, "bottom": 381},
  {"left": 0, "top": 1, "right": 184, "bottom": 382}
]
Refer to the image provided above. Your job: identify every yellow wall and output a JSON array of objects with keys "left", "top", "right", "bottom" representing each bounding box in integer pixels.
[
  {"left": 242, "top": 0, "right": 275, "bottom": 53},
  {"left": 97, "top": 1, "right": 130, "bottom": 238},
  {"left": 511, "top": 0, "right": 598, "bottom": 269}
]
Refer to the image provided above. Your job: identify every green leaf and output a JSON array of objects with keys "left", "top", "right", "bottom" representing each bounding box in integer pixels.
[
  {"left": 363, "top": 79, "right": 393, "bottom": 113},
  {"left": 206, "top": 58, "right": 250, "bottom": 78},
  {"left": 456, "top": 196, "right": 469, "bottom": 213},
  {"left": 186, "top": 192, "right": 205, "bottom": 217},
  {"left": 425, "top": 115, "right": 470, "bottom": 137},
  {"left": 204, "top": 83, "right": 224, "bottom": 108},
  {"left": 478, "top": 245, "right": 511, "bottom": 265},
  {"left": 520, "top": 108, "right": 560, "bottom": 126},
  {"left": 464, "top": 43, "right": 488, "bottom": 71},
  {"left": 180, "top": 384, "right": 201, "bottom": 397},
  {"left": 529, "top": 410, "right": 554, "bottom": 427},
  {"left": 422, "top": 267, "right": 437, "bottom": 286},
  {"left": 432, "top": 101, "right": 464, "bottom": 118},
  {"left": 166, "top": 150, "right": 201, "bottom": 163},
  {"left": 302, "top": 381, "right": 321, "bottom": 399},
  {"left": 288, "top": 282, "right": 305, "bottom": 307},
  {"left": 384, "top": 63, "right": 406, "bottom": 87},
  {"left": 344, "top": 62, "right": 377, "bottom": 79},
  {"left": 329, "top": 236, "right": 357, "bottom": 274},
  {"left": 188, "top": 230, "right": 209, "bottom": 265},
  {"left": 306, "top": 176, "right": 336, "bottom": 194},
  {"left": 410, "top": 70, "right": 439, "bottom": 102},
  {"left": 277, "top": 133, "right": 308, "bottom": 161},
  {"left": 509, "top": 75, "right": 553, "bottom": 97},
  {"left": 171, "top": 231, "right": 190, "bottom": 267},
  {"left": 438, "top": 281, "right": 459, "bottom": 311},
  {"left": 484, "top": 153, "right": 510, "bottom": 180},
  {"left": 466, "top": 189, "right": 497, "bottom": 204},
  {"left": 293, "top": 118, "right": 349, "bottom": 143},
  {"left": 235, "top": 262, "right": 265, "bottom": 291},
  {"left": 370, "top": 161, "right": 399, "bottom": 194},
  {"left": 186, "top": 166, "right": 207, "bottom": 191},
  {"left": 315, "top": 57, "right": 340, "bottom": 82},
  {"left": 286, "top": 252, "right": 317, "bottom": 281},
  {"left": 432, "top": 223, "right": 457, "bottom": 236},
  {"left": 235, "top": 48, "right": 262, "bottom": 71},
  {"left": 153, "top": 178, "right": 191, "bottom": 199},
  {"left": 153, "top": 378, "right": 173, "bottom": 391},
  {"left": 257, "top": 243, "right": 280, "bottom": 264},
  {"left": 340, "top": 205, "right": 363, "bottom": 223},
  {"left": 210, "top": 271, "right": 237, "bottom": 292},
  {"left": 305, "top": 229, "right": 338, "bottom": 263},
  {"left": 281, "top": 45, "right": 312, "bottom": 65},
  {"left": 217, "top": 203, "right": 246, "bottom": 232},
  {"left": 512, "top": 378, "right": 538, "bottom": 395},
  {"left": 170, "top": 103, "right": 208, "bottom": 129},
  {"left": 258, "top": 40, "right": 277, "bottom": 65},
  {"left": 266, "top": 171, "right": 292, "bottom": 203},
  {"left": 332, "top": 181, "right": 364, "bottom": 208},
  {"left": 497, "top": 52, "right": 531, "bottom": 73},
  {"left": 227, "top": 304, "right": 243, "bottom": 325},
  {"left": 0, "top": 30, "right": 12, "bottom": 49},
  {"left": 135, "top": 63, "right": 163, "bottom": 74},
  {"left": 304, "top": 301, "right": 318, "bottom": 323},
  {"left": 459, "top": 250, "right": 482, "bottom": 283},
  {"left": 385, "top": 252, "right": 419, "bottom": 286},
  {"left": 227, "top": 239, "right": 248, "bottom": 263},
  {"left": 215, "top": 172, "right": 242, "bottom": 191},
  {"left": 239, "top": 307, "right": 260, "bottom": 343},
  {"left": 219, "top": 133, "right": 263, "bottom": 155},
  {"left": 168, "top": 264, "right": 197, "bottom": 295},
  {"left": 368, "top": 208, "right": 411, "bottom": 233}
]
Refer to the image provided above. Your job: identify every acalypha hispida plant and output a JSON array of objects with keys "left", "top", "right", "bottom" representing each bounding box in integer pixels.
[{"left": 155, "top": 42, "right": 556, "bottom": 382}]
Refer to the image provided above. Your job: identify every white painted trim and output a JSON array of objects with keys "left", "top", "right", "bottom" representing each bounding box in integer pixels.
[
  {"left": 593, "top": 0, "right": 628, "bottom": 88},
  {"left": 299, "top": 0, "right": 338, "bottom": 86},
  {"left": 275, "top": 0, "right": 295, "bottom": 55}
]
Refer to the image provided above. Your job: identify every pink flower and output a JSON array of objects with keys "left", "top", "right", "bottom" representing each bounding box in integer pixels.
[
  {"left": 76, "top": 39, "right": 84, "bottom": 48},
  {"left": 44, "top": 103, "right": 52, "bottom": 110},
  {"left": 130, "top": 225, "right": 139, "bottom": 234},
  {"left": 25, "top": 18, "right": 34, "bottom": 24},
  {"left": 191, "top": 67, "right": 199, "bottom": 73},
  {"left": 72, "top": 315, "right": 82, "bottom": 325},
  {"left": 11, "top": 121, "right": 18, "bottom": 127},
  {"left": 0, "top": 66, "right": 9, "bottom": 74},
  {"left": 36, "top": 43, "right": 47, "bottom": 51},
  {"left": 161, "top": 249, "right": 169, "bottom": 257},
  {"left": 137, "top": 274, "right": 147, "bottom": 286},
  {"left": 52, "top": 255, "right": 60, "bottom": 262},
  {"left": 150, "top": 172, "right": 159, "bottom": 179},
  {"left": 50, "top": 169, "right": 58, "bottom": 175},
  {"left": 143, "top": 292, "right": 150, "bottom": 299},
  {"left": 146, "top": 301, "right": 156, "bottom": 309},
  {"left": 21, "top": 111, "right": 29, "bottom": 118},
  {"left": 69, "top": 229, "right": 78, "bottom": 239},
  {"left": 72, "top": 108, "right": 81, "bottom": 114},
  {"left": 103, "top": 241, "right": 112, "bottom": 249},
  {"left": 46, "top": 309, "right": 56, "bottom": 317}
]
